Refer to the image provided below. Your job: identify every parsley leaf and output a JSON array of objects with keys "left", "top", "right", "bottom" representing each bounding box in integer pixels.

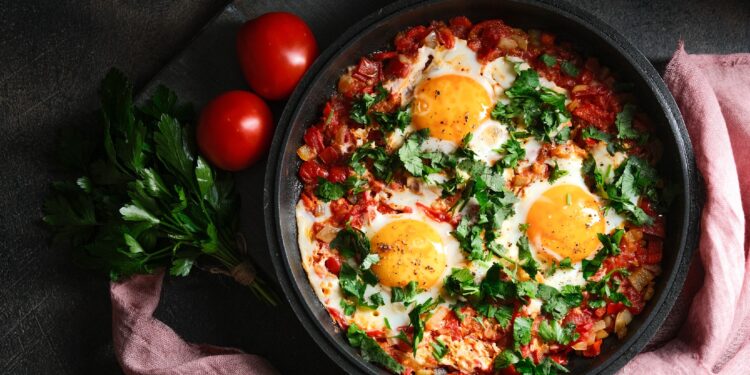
[
  {"left": 549, "top": 161, "right": 568, "bottom": 182},
  {"left": 315, "top": 178, "right": 345, "bottom": 201},
  {"left": 430, "top": 338, "right": 449, "bottom": 360},
  {"left": 592, "top": 156, "right": 660, "bottom": 225},
  {"left": 492, "top": 67, "right": 572, "bottom": 143},
  {"left": 513, "top": 316, "right": 533, "bottom": 349},
  {"left": 538, "top": 320, "right": 579, "bottom": 345},
  {"left": 391, "top": 280, "right": 420, "bottom": 304},
  {"left": 538, "top": 284, "right": 583, "bottom": 320},
  {"left": 494, "top": 349, "right": 520, "bottom": 370},
  {"left": 540, "top": 54, "right": 557, "bottom": 67},
  {"left": 498, "top": 135, "right": 526, "bottom": 168},
  {"left": 581, "top": 127, "right": 612, "bottom": 142},
  {"left": 346, "top": 324, "right": 404, "bottom": 374},
  {"left": 373, "top": 107, "right": 411, "bottom": 133},
  {"left": 480, "top": 263, "right": 517, "bottom": 300},
  {"left": 330, "top": 226, "right": 370, "bottom": 259},
  {"left": 615, "top": 104, "right": 639, "bottom": 140},
  {"left": 444, "top": 268, "right": 480, "bottom": 298},
  {"left": 407, "top": 297, "right": 440, "bottom": 354},
  {"left": 397, "top": 129, "right": 429, "bottom": 176},
  {"left": 517, "top": 235, "right": 539, "bottom": 278},
  {"left": 340, "top": 299, "right": 356, "bottom": 316},
  {"left": 561, "top": 60, "right": 580, "bottom": 77},
  {"left": 350, "top": 84, "right": 388, "bottom": 124}
]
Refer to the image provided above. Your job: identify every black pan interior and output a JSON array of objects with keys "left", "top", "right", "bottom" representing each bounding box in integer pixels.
[{"left": 264, "top": 0, "right": 701, "bottom": 374}]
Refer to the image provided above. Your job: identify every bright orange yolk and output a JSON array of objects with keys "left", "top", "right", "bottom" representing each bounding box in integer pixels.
[
  {"left": 370, "top": 219, "right": 446, "bottom": 289},
  {"left": 526, "top": 184, "right": 605, "bottom": 263},
  {"left": 411, "top": 75, "right": 491, "bottom": 143}
]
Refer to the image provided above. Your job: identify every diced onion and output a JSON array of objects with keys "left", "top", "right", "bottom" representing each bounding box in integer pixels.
[
  {"left": 628, "top": 267, "right": 655, "bottom": 292},
  {"left": 596, "top": 330, "right": 609, "bottom": 339},
  {"left": 615, "top": 310, "right": 633, "bottom": 339},
  {"left": 297, "top": 145, "right": 317, "bottom": 161},
  {"left": 315, "top": 225, "right": 339, "bottom": 243},
  {"left": 593, "top": 320, "right": 606, "bottom": 332},
  {"left": 571, "top": 341, "right": 588, "bottom": 351},
  {"left": 498, "top": 37, "right": 518, "bottom": 50}
]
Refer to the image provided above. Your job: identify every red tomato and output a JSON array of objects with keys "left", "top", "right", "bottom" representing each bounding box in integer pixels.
[
  {"left": 197, "top": 91, "right": 273, "bottom": 171},
  {"left": 236, "top": 12, "right": 318, "bottom": 100}
]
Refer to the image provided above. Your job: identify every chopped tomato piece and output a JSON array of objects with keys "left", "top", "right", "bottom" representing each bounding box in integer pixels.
[
  {"left": 319, "top": 146, "right": 340, "bottom": 165},
  {"left": 416, "top": 202, "right": 453, "bottom": 223},
  {"left": 328, "top": 165, "right": 349, "bottom": 183},
  {"left": 304, "top": 126, "right": 326, "bottom": 153},
  {"left": 325, "top": 256, "right": 341, "bottom": 275},
  {"left": 299, "top": 160, "right": 328, "bottom": 184},
  {"left": 352, "top": 57, "right": 382, "bottom": 83},
  {"left": 606, "top": 302, "right": 627, "bottom": 315},
  {"left": 582, "top": 339, "right": 602, "bottom": 357},
  {"left": 448, "top": 16, "right": 472, "bottom": 39},
  {"left": 394, "top": 25, "right": 430, "bottom": 56}
]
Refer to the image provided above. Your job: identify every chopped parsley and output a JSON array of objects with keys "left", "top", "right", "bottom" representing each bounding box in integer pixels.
[
  {"left": 330, "top": 226, "right": 370, "bottom": 259},
  {"left": 549, "top": 161, "right": 568, "bottom": 182},
  {"left": 315, "top": 178, "right": 345, "bottom": 201},
  {"left": 444, "top": 268, "right": 480, "bottom": 298},
  {"left": 391, "top": 280, "right": 420, "bottom": 305},
  {"left": 517, "top": 234, "right": 539, "bottom": 278},
  {"left": 587, "top": 156, "right": 660, "bottom": 225},
  {"left": 494, "top": 350, "right": 570, "bottom": 374},
  {"left": 349, "top": 84, "right": 388, "bottom": 124},
  {"left": 586, "top": 268, "right": 632, "bottom": 307},
  {"left": 540, "top": 54, "right": 557, "bottom": 67},
  {"left": 491, "top": 67, "right": 572, "bottom": 143},
  {"left": 513, "top": 316, "right": 533, "bottom": 349},
  {"left": 538, "top": 284, "right": 583, "bottom": 320},
  {"left": 347, "top": 324, "right": 404, "bottom": 373},
  {"left": 581, "top": 228, "right": 624, "bottom": 279},
  {"left": 372, "top": 107, "right": 411, "bottom": 133},
  {"left": 498, "top": 135, "right": 526, "bottom": 168},
  {"left": 407, "top": 297, "right": 441, "bottom": 354},
  {"left": 615, "top": 104, "right": 639, "bottom": 140},
  {"left": 561, "top": 60, "right": 579, "bottom": 77},
  {"left": 538, "top": 320, "right": 579, "bottom": 345},
  {"left": 430, "top": 338, "right": 449, "bottom": 360}
]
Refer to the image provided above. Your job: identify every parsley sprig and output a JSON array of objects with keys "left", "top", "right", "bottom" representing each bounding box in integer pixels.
[
  {"left": 491, "top": 66, "right": 571, "bottom": 143},
  {"left": 42, "top": 69, "right": 276, "bottom": 304},
  {"left": 584, "top": 156, "right": 660, "bottom": 225}
]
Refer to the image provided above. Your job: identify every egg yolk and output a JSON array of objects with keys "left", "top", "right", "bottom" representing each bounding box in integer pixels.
[
  {"left": 370, "top": 219, "right": 446, "bottom": 289},
  {"left": 411, "top": 74, "right": 491, "bottom": 143},
  {"left": 526, "top": 184, "right": 605, "bottom": 263}
]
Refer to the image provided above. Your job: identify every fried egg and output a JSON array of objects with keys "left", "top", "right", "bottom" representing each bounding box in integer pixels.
[
  {"left": 297, "top": 188, "right": 466, "bottom": 335},
  {"left": 493, "top": 155, "right": 627, "bottom": 289}
]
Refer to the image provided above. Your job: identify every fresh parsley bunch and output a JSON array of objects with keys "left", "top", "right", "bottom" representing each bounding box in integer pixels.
[{"left": 42, "top": 69, "right": 276, "bottom": 304}]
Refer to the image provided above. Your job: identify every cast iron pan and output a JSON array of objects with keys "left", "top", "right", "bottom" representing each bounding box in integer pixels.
[{"left": 264, "top": 0, "right": 701, "bottom": 373}]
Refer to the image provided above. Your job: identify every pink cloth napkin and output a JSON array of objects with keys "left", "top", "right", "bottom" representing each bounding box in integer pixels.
[
  {"left": 621, "top": 46, "right": 750, "bottom": 374},
  {"left": 110, "top": 270, "right": 278, "bottom": 375}
]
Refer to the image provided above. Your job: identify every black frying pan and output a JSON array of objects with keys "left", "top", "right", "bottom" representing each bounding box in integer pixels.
[{"left": 263, "top": 0, "right": 702, "bottom": 373}]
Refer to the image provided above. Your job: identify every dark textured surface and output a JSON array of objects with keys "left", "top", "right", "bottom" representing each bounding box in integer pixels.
[{"left": 0, "top": 0, "right": 747, "bottom": 374}]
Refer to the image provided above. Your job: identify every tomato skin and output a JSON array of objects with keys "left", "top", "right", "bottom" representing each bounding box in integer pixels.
[
  {"left": 237, "top": 12, "right": 318, "bottom": 100},
  {"left": 324, "top": 256, "right": 341, "bottom": 275},
  {"left": 197, "top": 91, "right": 273, "bottom": 171},
  {"left": 298, "top": 160, "right": 327, "bottom": 184},
  {"left": 328, "top": 166, "right": 348, "bottom": 183}
]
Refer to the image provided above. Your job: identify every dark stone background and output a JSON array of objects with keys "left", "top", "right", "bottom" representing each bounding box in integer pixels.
[{"left": 0, "top": 0, "right": 747, "bottom": 374}]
